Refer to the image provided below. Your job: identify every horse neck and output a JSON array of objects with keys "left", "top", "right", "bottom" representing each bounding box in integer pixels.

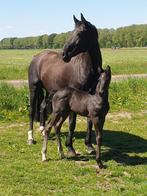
[{"left": 88, "top": 41, "right": 102, "bottom": 73}]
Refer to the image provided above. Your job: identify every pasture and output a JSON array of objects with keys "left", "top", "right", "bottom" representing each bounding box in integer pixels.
[
  {"left": 0, "top": 77, "right": 147, "bottom": 195},
  {"left": 0, "top": 48, "right": 147, "bottom": 80}
]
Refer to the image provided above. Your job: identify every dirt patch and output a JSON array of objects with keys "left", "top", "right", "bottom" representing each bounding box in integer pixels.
[
  {"left": 0, "top": 122, "right": 28, "bottom": 130},
  {"left": 107, "top": 111, "right": 132, "bottom": 120}
]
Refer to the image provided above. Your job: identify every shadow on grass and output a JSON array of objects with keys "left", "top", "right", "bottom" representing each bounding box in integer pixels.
[{"left": 59, "top": 129, "right": 147, "bottom": 166}]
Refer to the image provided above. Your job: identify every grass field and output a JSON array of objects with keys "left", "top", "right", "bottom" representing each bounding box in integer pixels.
[
  {"left": 0, "top": 78, "right": 147, "bottom": 195},
  {"left": 0, "top": 48, "right": 147, "bottom": 79},
  {"left": 0, "top": 112, "right": 147, "bottom": 195}
]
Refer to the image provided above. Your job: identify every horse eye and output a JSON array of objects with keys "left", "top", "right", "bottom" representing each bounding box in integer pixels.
[{"left": 78, "top": 33, "right": 82, "bottom": 37}]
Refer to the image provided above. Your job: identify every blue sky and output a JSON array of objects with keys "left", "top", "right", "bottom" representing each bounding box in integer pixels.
[{"left": 0, "top": 0, "right": 147, "bottom": 40}]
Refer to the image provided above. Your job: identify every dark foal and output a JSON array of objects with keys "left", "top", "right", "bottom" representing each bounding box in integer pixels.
[{"left": 42, "top": 66, "right": 111, "bottom": 168}]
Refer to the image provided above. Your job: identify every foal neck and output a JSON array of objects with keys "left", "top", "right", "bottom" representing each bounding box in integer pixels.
[{"left": 95, "top": 83, "right": 109, "bottom": 103}]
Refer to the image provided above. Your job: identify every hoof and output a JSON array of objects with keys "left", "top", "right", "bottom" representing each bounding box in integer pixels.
[
  {"left": 67, "top": 150, "right": 77, "bottom": 157},
  {"left": 60, "top": 153, "right": 65, "bottom": 159},
  {"left": 87, "top": 146, "right": 96, "bottom": 154},
  {"left": 42, "top": 158, "right": 48, "bottom": 162},
  {"left": 40, "top": 126, "right": 45, "bottom": 132},
  {"left": 28, "top": 139, "right": 36, "bottom": 145}
]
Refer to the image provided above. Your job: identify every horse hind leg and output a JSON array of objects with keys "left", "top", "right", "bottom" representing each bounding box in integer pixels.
[
  {"left": 28, "top": 82, "right": 44, "bottom": 144},
  {"left": 28, "top": 86, "right": 37, "bottom": 145}
]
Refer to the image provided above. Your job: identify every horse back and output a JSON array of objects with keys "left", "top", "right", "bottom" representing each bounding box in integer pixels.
[{"left": 29, "top": 50, "right": 94, "bottom": 92}]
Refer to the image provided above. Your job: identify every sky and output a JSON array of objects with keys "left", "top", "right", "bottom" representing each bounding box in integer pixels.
[{"left": 0, "top": 0, "right": 147, "bottom": 40}]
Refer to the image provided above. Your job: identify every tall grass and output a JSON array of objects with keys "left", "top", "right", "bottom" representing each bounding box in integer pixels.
[
  {"left": 110, "top": 78, "right": 147, "bottom": 111},
  {"left": 0, "top": 83, "right": 29, "bottom": 122},
  {"left": 0, "top": 78, "right": 147, "bottom": 122}
]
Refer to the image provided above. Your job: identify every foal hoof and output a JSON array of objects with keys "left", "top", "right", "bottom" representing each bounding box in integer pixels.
[
  {"left": 28, "top": 139, "right": 36, "bottom": 145},
  {"left": 96, "top": 162, "right": 106, "bottom": 173},
  {"left": 87, "top": 146, "right": 96, "bottom": 155},
  {"left": 67, "top": 150, "right": 77, "bottom": 157}
]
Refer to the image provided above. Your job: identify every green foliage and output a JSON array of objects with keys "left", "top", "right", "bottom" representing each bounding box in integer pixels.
[
  {"left": 99, "top": 24, "right": 147, "bottom": 48},
  {"left": 53, "top": 33, "right": 68, "bottom": 48},
  {"left": 1, "top": 24, "right": 147, "bottom": 49}
]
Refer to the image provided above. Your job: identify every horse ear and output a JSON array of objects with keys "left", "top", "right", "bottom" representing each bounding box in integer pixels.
[
  {"left": 81, "top": 13, "right": 87, "bottom": 23},
  {"left": 73, "top": 15, "right": 80, "bottom": 26}
]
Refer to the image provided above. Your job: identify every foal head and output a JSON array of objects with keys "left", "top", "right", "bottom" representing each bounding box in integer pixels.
[
  {"left": 62, "top": 13, "right": 99, "bottom": 62},
  {"left": 96, "top": 65, "right": 111, "bottom": 96}
]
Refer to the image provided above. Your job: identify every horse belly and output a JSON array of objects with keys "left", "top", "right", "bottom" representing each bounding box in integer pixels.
[{"left": 41, "top": 65, "right": 72, "bottom": 91}]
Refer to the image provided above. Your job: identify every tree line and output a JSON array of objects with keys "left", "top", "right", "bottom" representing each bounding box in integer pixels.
[{"left": 0, "top": 24, "right": 147, "bottom": 49}]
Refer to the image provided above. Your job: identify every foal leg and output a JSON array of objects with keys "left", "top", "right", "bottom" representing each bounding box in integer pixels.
[
  {"left": 66, "top": 112, "right": 77, "bottom": 157},
  {"left": 54, "top": 116, "right": 67, "bottom": 159},
  {"left": 42, "top": 113, "right": 60, "bottom": 161},
  {"left": 93, "top": 117, "right": 104, "bottom": 169},
  {"left": 85, "top": 118, "right": 95, "bottom": 154}
]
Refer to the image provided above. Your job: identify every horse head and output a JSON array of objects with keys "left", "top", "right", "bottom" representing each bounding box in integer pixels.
[{"left": 62, "top": 13, "right": 98, "bottom": 62}]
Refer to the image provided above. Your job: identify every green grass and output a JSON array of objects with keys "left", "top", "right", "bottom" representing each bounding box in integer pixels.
[
  {"left": 0, "top": 78, "right": 147, "bottom": 195},
  {"left": 0, "top": 48, "right": 147, "bottom": 79},
  {"left": 102, "top": 48, "right": 147, "bottom": 74},
  {"left": 0, "top": 49, "right": 42, "bottom": 80},
  {"left": 0, "top": 111, "right": 146, "bottom": 195}
]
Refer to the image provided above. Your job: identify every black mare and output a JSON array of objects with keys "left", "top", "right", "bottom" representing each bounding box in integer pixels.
[
  {"left": 28, "top": 14, "right": 102, "bottom": 156},
  {"left": 42, "top": 66, "right": 111, "bottom": 168}
]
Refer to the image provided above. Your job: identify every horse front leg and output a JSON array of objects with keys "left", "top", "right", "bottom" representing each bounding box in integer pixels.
[
  {"left": 92, "top": 117, "right": 104, "bottom": 169},
  {"left": 66, "top": 112, "right": 77, "bottom": 157},
  {"left": 85, "top": 118, "right": 95, "bottom": 154}
]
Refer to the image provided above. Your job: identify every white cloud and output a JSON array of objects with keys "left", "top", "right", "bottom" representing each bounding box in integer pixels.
[{"left": 6, "top": 25, "right": 15, "bottom": 29}]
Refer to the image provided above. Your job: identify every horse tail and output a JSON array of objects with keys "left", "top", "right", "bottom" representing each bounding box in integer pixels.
[{"left": 34, "top": 82, "right": 44, "bottom": 122}]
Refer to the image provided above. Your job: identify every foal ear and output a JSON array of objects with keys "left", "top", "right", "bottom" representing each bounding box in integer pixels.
[
  {"left": 73, "top": 15, "right": 80, "bottom": 26},
  {"left": 81, "top": 13, "right": 87, "bottom": 23},
  {"left": 105, "top": 65, "right": 111, "bottom": 74}
]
